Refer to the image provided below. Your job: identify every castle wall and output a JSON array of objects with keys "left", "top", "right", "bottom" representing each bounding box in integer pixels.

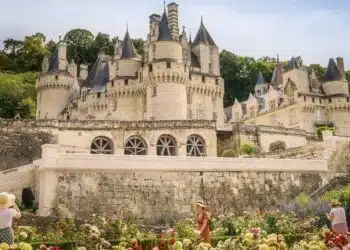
[
  {"left": 0, "top": 122, "right": 55, "bottom": 170},
  {"left": 282, "top": 69, "right": 309, "bottom": 93},
  {"left": 37, "top": 144, "right": 331, "bottom": 223}
]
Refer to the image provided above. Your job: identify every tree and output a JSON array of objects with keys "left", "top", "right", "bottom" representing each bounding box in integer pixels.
[
  {"left": 45, "top": 39, "right": 57, "bottom": 53},
  {"left": 132, "top": 38, "right": 145, "bottom": 56},
  {"left": 64, "top": 29, "right": 95, "bottom": 66},
  {"left": 308, "top": 64, "right": 325, "bottom": 80},
  {"left": 90, "top": 33, "right": 117, "bottom": 60}
]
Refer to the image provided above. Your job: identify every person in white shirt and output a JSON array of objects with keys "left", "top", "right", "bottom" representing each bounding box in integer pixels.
[
  {"left": 0, "top": 193, "right": 21, "bottom": 245},
  {"left": 328, "top": 199, "right": 348, "bottom": 234}
]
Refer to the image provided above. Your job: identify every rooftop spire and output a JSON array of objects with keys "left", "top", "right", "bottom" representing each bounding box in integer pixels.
[
  {"left": 158, "top": 8, "right": 173, "bottom": 41},
  {"left": 324, "top": 58, "right": 342, "bottom": 82},
  {"left": 256, "top": 72, "right": 265, "bottom": 85},
  {"left": 120, "top": 27, "right": 139, "bottom": 59},
  {"left": 163, "top": 0, "right": 166, "bottom": 11},
  {"left": 192, "top": 16, "right": 216, "bottom": 46}
]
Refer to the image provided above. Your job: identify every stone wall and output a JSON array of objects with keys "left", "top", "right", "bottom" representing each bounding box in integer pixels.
[
  {"left": 0, "top": 120, "right": 55, "bottom": 170},
  {"left": 37, "top": 145, "right": 331, "bottom": 225},
  {"left": 0, "top": 164, "right": 37, "bottom": 200}
]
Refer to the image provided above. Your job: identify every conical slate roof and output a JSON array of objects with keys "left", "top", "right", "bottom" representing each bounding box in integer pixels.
[
  {"left": 256, "top": 72, "right": 265, "bottom": 85},
  {"left": 324, "top": 58, "right": 342, "bottom": 82},
  {"left": 192, "top": 18, "right": 216, "bottom": 46},
  {"left": 158, "top": 11, "right": 172, "bottom": 41},
  {"left": 120, "top": 30, "right": 139, "bottom": 59},
  {"left": 48, "top": 46, "right": 59, "bottom": 73},
  {"left": 86, "top": 53, "right": 110, "bottom": 92}
]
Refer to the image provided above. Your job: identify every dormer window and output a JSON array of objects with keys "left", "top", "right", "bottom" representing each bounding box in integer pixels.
[
  {"left": 249, "top": 107, "right": 255, "bottom": 117},
  {"left": 97, "top": 93, "right": 101, "bottom": 98}
]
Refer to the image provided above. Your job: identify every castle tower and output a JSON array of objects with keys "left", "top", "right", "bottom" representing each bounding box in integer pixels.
[
  {"left": 322, "top": 58, "right": 349, "bottom": 96},
  {"left": 191, "top": 17, "right": 220, "bottom": 75},
  {"left": 270, "top": 55, "right": 284, "bottom": 89},
  {"left": 167, "top": 2, "right": 179, "bottom": 40},
  {"left": 118, "top": 28, "right": 141, "bottom": 77},
  {"left": 145, "top": 8, "right": 187, "bottom": 120},
  {"left": 36, "top": 39, "right": 74, "bottom": 119},
  {"left": 254, "top": 72, "right": 268, "bottom": 97}
]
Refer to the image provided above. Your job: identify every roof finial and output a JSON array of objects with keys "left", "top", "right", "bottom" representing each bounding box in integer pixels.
[
  {"left": 201, "top": 15, "right": 203, "bottom": 25},
  {"left": 163, "top": 0, "right": 166, "bottom": 11},
  {"left": 126, "top": 21, "right": 128, "bottom": 32}
]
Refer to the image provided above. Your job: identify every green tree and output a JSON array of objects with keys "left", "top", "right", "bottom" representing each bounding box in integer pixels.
[
  {"left": 45, "top": 39, "right": 57, "bottom": 53},
  {"left": 132, "top": 38, "right": 145, "bottom": 56},
  {"left": 308, "top": 64, "right": 325, "bottom": 80},
  {"left": 64, "top": 28, "right": 95, "bottom": 66}
]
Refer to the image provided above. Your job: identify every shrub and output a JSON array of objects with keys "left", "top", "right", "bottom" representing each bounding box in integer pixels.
[
  {"left": 220, "top": 149, "right": 239, "bottom": 158},
  {"left": 295, "top": 192, "right": 310, "bottom": 208},
  {"left": 239, "top": 144, "right": 256, "bottom": 155},
  {"left": 316, "top": 126, "right": 335, "bottom": 138},
  {"left": 268, "top": 140, "right": 286, "bottom": 152}
]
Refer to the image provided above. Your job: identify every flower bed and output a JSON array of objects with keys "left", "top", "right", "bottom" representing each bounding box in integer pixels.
[{"left": 0, "top": 209, "right": 348, "bottom": 250}]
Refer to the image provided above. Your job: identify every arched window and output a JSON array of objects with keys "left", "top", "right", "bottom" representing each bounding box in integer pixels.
[
  {"left": 124, "top": 136, "right": 147, "bottom": 155},
  {"left": 156, "top": 134, "right": 177, "bottom": 156},
  {"left": 186, "top": 135, "right": 206, "bottom": 157},
  {"left": 90, "top": 136, "right": 114, "bottom": 154}
]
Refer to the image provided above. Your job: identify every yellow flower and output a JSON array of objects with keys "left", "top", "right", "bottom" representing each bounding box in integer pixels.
[
  {"left": 0, "top": 243, "right": 9, "bottom": 250},
  {"left": 258, "top": 244, "right": 269, "bottom": 250}
]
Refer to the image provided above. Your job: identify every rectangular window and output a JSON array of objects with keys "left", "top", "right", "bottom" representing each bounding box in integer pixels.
[
  {"left": 270, "top": 100, "right": 276, "bottom": 110},
  {"left": 166, "top": 62, "right": 171, "bottom": 68},
  {"left": 152, "top": 86, "right": 157, "bottom": 97},
  {"left": 189, "top": 74, "right": 192, "bottom": 80},
  {"left": 249, "top": 107, "right": 255, "bottom": 117},
  {"left": 215, "top": 79, "right": 218, "bottom": 85},
  {"left": 97, "top": 93, "right": 101, "bottom": 98},
  {"left": 329, "top": 98, "right": 332, "bottom": 103},
  {"left": 312, "top": 97, "right": 315, "bottom": 103},
  {"left": 55, "top": 75, "right": 58, "bottom": 80},
  {"left": 187, "top": 93, "right": 192, "bottom": 104},
  {"left": 149, "top": 64, "right": 153, "bottom": 72},
  {"left": 188, "top": 109, "right": 192, "bottom": 119},
  {"left": 124, "top": 79, "right": 128, "bottom": 85},
  {"left": 304, "top": 96, "right": 306, "bottom": 102},
  {"left": 111, "top": 80, "right": 114, "bottom": 87},
  {"left": 202, "top": 76, "right": 205, "bottom": 83}
]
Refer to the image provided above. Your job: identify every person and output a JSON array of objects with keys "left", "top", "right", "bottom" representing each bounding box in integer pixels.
[
  {"left": 328, "top": 199, "right": 348, "bottom": 234},
  {"left": 0, "top": 192, "right": 21, "bottom": 245},
  {"left": 194, "top": 200, "right": 210, "bottom": 243}
]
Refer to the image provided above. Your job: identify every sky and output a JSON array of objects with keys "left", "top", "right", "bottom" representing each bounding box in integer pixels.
[{"left": 0, "top": 0, "right": 349, "bottom": 68}]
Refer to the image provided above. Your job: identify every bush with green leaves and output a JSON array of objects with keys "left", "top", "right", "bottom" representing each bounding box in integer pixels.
[
  {"left": 316, "top": 126, "right": 335, "bottom": 138},
  {"left": 268, "top": 140, "right": 286, "bottom": 152},
  {"left": 239, "top": 144, "right": 256, "bottom": 155}
]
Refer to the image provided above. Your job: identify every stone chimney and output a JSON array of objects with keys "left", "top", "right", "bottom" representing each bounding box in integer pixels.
[
  {"left": 149, "top": 13, "right": 160, "bottom": 41},
  {"left": 167, "top": 2, "right": 179, "bottom": 40},
  {"left": 57, "top": 39, "right": 68, "bottom": 71},
  {"left": 336, "top": 57, "right": 345, "bottom": 79}
]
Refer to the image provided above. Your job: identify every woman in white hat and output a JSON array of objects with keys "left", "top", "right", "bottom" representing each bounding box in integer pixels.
[
  {"left": 328, "top": 199, "right": 348, "bottom": 234},
  {"left": 194, "top": 200, "right": 210, "bottom": 243},
  {"left": 0, "top": 192, "right": 21, "bottom": 245}
]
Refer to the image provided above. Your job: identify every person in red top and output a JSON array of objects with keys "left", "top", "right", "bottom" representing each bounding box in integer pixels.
[{"left": 194, "top": 200, "right": 210, "bottom": 243}]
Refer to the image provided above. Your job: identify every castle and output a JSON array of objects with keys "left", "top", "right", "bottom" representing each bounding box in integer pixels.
[{"left": 35, "top": 2, "right": 350, "bottom": 157}]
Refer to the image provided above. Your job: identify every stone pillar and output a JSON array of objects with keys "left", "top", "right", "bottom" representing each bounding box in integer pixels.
[{"left": 167, "top": 2, "right": 179, "bottom": 40}]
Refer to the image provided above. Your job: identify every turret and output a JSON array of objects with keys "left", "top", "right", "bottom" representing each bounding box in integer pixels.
[
  {"left": 270, "top": 55, "right": 284, "bottom": 89},
  {"left": 36, "top": 39, "right": 73, "bottom": 120},
  {"left": 191, "top": 18, "right": 219, "bottom": 75},
  {"left": 118, "top": 28, "right": 141, "bottom": 77},
  {"left": 153, "top": 10, "right": 182, "bottom": 62},
  {"left": 254, "top": 72, "right": 268, "bottom": 97},
  {"left": 322, "top": 58, "right": 349, "bottom": 96}
]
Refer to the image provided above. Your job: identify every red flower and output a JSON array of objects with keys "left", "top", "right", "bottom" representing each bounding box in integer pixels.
[{"left": 168, "top": 238, "right": 175, "bottom": 245}]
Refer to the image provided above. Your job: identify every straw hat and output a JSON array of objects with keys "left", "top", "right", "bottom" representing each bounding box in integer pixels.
[
  {"left": 330, "top": 199, "right": 341, "bottom": 206},
  {"left": 0, "top": 192, "right": 15, "bottom": 209},
  {"left": 0, "top": 192, "right": 10, "bottom": 209}
]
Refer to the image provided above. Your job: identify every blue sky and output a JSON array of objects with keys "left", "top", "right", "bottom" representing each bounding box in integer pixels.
[{"left": 1, "top": 0, "right": 349, "bottom": 68}]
